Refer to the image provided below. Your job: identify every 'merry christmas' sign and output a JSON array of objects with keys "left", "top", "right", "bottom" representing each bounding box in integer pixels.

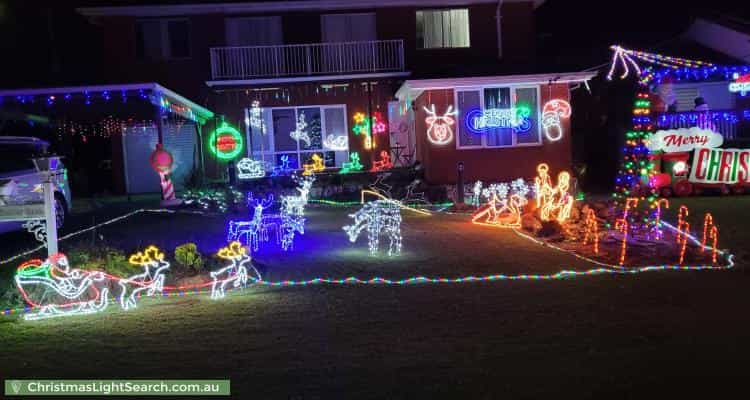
[
  {"left": 690, "top": 148, "right": 750, "bottom": 184},
  {"left": 647, "top": 127, "right": 723, "bottom": 153}
]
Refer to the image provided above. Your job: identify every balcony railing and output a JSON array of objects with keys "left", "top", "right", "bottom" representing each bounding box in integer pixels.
[
  {"left": 656, "top": 109, "right": 750, "bottom": 141},
  {"left": 210, "top": 40, "right": 405, "bottom": 80}
]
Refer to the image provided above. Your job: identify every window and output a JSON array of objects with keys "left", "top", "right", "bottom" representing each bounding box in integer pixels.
[
  {"left": 247, "top": 104, "right": 349, "bottom": 170},
  {"left": 416, "top": 9, "right": 470, "bottom": 49},
  {"left": 456, "top": 86, "right": 542, "bottom": 149},
  {"left": 321, "top": 13, "right": 376, "bottom": 42},
  {"left": 225, "top": 17, "right": 282, "bottom": 46},
  {"left": 136, "top": 19, "right": 191, "bottom": 60}
]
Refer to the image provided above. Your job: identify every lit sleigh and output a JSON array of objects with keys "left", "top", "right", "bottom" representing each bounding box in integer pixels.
[{"left": 15, "top": 246, "right": 169, "bottom": 320}]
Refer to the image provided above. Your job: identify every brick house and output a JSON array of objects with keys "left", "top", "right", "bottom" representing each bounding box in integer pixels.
[{"left": 76, "top": 0, "right": 595, "bottom": 184}]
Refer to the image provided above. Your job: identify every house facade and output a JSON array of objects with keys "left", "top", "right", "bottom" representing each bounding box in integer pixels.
[{"left": 77, "top": 0, "right": 593, "bottom": 183}]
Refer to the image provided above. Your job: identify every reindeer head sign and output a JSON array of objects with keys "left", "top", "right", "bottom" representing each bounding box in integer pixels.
[{"left": 423, "top": 104, "right": 456, "bottom": 145}]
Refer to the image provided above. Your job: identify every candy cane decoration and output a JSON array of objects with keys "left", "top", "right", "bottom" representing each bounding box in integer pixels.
[
  {"left": 678, "top": 222, "right": 690, "bottom": 265},
  {"left": 701, "top": 213, "right": 713, "bottom": 252},
  {"left": 159, "top": 172, "right": 175, "bottom": 201},
  {"left": 622, "top": 197, "right": 639, "bottom": 221},
  {"left": 709, "top": 226, "right": 719, "bottom": 265},
  {"left": 654, "top": 199, "right": 669, "bottom": 240},
  {"left": 676, "top": 205, "right": 689, "bottom": 244},
  {"left": 614, "top": 218, "right": 628, "bottom": 266},
  {"left": 582, "top": 209, "right": 599, "bottom": 255}
]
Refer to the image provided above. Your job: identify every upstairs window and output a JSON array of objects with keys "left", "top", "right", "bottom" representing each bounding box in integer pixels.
[
  {"left": 416, "top": 9, "right": 470, "bottom": 49},
  {"left": 136, "top": 19, "right": 191, "bottom": 60},
  {"left": 225, "top": 16, "right": 282, "bottom": 46}
]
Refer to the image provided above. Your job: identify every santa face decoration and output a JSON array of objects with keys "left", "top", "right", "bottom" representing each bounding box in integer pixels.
[{"left": 423, "top": 105, "right": 457, "bottom": 145}]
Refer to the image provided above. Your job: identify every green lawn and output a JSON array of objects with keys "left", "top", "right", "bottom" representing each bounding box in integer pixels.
[{"left": 1, "top": 196, "right": 749, "bottom": 398}]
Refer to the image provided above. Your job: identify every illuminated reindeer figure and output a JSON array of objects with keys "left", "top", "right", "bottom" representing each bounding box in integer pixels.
[
  {"left": 281, "top": 175, "right": 314, "bottom": 216},
  {"left": 227, "top": 193, "right": 275, "bottom": 251},
  {"left": 343, "top": 200, "right": 402, "bottom": 256},
  {"left": 118, "top": 245, "right": 170, "bottom": 310},
  {"left": 423, "top": 104, "right": 456, "bottom": 145},
  {"left": 210, "top": 241, "right": 258, "bottom": 300},
  {"left": 273, "top": 175, "right": 313, "bottom": 251}
]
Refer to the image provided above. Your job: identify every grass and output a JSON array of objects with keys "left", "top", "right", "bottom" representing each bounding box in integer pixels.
[{"left": 1, "top": 196, "right": 749, "bottom": 398}]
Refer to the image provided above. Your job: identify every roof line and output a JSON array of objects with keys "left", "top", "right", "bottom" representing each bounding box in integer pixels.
[
  {"left": 78, "top": 0, "right": 545, "bottom": 17},
  {"left": 206, "top": 71, "right": 411, "bottom": 87},
  {"left": 0, "top": 83, "right": 214, "bottom": 122}
]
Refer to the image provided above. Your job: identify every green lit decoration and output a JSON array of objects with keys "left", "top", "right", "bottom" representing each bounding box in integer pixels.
[
  {"left": 209, "top": 122, "right": 244, "bottom": 161},
  {"left": 339, "top": 152, "right": 363, "bottom": 174}
]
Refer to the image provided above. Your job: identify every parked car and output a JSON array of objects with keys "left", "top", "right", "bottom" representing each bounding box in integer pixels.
[{"left": 0, "top": 137, "right": 71, "bottom": 234}]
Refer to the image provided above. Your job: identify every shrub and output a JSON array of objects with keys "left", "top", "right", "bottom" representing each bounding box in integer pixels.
[{"left": 174, "top": 243, "right": 203, "bottom": 273}]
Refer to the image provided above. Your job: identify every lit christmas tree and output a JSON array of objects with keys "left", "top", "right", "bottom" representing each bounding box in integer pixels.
[{"left": 612, "top": 91, "right": 658, "bottom": 230}]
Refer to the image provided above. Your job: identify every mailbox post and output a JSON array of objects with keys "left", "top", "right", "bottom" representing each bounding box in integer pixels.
[
  {"left": 32, "top": 157, "right": 61, "bottom": 256},
  {"left": 457, "top": 162, "right": 465, "bottom": 205}
]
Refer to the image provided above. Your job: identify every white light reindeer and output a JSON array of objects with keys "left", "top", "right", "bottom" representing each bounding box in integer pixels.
[
  {"left": 343, "top": 200, "right": 402, "bottom": 256},
  {"left": 210, "top": 241, "right": 259, "bottom": 300},
  {"left": 118, "top": 245, "right": 170, "bottom": 311}
]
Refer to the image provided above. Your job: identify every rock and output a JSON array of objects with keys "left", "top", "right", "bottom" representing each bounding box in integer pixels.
[
  {"left": 596, "top": 206, "right": 612, "bottom": 219},
  {"left": 521, "top": 213, "right": 543, "bottom": 234},
  {"left": 538, "top": 220, "right": 564, "bottom": 238}
]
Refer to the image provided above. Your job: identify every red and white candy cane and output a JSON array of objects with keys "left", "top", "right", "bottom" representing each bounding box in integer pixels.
[
  {"left": 159, "top": 172, "right": 175, "bottom": 201},
  {"left": 541, "top": 99, "right": 572, "bottom": 142}
]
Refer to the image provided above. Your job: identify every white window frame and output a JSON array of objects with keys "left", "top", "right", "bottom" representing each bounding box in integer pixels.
[
  {"left": 245, "top": 104, "right": 349, "bottom": 170},
  {"left": 454, "top": 84, "right": 543, "bottom": 150},
  {"left": 416, "top": 8, "right": 471, "bottom": 49},
  {"left": 136, "top": 18, "right": 191, "bottom": 60}
]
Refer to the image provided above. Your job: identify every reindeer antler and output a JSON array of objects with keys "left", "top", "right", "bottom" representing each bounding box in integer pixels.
[
  {"left": 217, "top": 241, "right": 248, "bottom": 260},
  {"left": 129, "top": 245, "right": 165, "bottom": 265}
]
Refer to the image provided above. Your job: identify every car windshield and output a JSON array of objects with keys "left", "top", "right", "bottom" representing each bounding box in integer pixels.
[{"left": 0, "top": 143, "right": 47, "bottom": 174}]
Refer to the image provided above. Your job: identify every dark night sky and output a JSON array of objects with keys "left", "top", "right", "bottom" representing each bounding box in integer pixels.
[{"left": 0, "top": 0, "right": 747, "bottom": 87}]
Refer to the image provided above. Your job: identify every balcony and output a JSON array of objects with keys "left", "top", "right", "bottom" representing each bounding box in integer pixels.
[
  {"left": 656, "top": 109, "right": 750, "bottom": 141},
  {"left": 209, "top": 40, "right": 406, "bottom": 81}
]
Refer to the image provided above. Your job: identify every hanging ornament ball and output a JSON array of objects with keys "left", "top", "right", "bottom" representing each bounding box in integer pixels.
[
  {"left": 208, "top": 122, "right": 244, "bottom": 161},
  {"left": 150, "top": 143, "right": 174, "bottom": 174}
]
